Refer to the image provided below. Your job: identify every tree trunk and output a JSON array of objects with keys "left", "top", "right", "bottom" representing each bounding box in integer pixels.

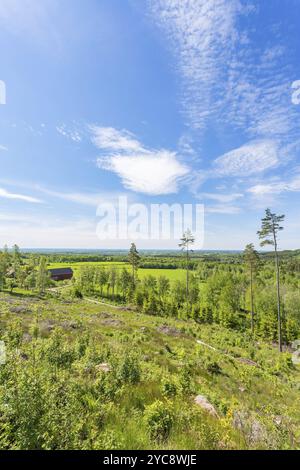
[
  {"left": 274, "top": 239, "right": 282, "bottom": 352},
  {"left": 250, "top": 265, "right": 254, "bottom": 335},
  {"left": 186, "top": 248, "right": 189, "bottom": 308}
]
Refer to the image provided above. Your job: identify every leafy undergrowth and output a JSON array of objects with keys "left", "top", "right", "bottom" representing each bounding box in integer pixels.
[{"left": 0, "top": 293, "right": 299, "bottom": 450}]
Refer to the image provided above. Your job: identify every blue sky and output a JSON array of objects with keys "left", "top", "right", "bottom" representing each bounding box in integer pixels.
[{"left": 0, "top": 0, "right": 300, "bottom": 249}]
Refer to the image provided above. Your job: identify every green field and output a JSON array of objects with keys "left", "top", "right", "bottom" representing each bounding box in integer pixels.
[{"left": 48, "top": 261, "right": 187, "bottom": 283}]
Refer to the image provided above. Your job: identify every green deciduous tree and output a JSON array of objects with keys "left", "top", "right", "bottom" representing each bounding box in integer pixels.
[
  {"left": 157, "top": 276, "right": 170, "bottom": 301},
  {"left": 36, "top": 257, "right": 50, "bottom": 294},
  {"left": 98, "top": 267, "right": 109, "bottom": 296},
  {"left": 118, "top": 268, "right": 132, "bottom": 300},
  {"left": 108, "top": 266, "right": 118, "bottom": 299}
]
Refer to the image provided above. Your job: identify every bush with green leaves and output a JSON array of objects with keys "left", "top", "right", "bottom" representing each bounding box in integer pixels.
[
  {"left": 116, "top": 354, "right": 141, "bottom": 385},
  {"left": 275, "top": 353, "right": 294, "bottom": 374},
  {"left": 161, "top": 377, "right": 177, "bottom": 398},
  {"left": 144, "top": 400, "right": 174, "bottom": 442},
  {"left": 206, "top": 361, "right": 222, "bottom": 375}
]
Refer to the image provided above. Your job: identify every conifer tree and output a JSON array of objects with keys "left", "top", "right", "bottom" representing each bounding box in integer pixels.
[
  {"left": 179, "top": 229, "right": 195, "bottom": 307},
  {"left": 258, "top": 209, "right": 285, "bottom": 351},
  {"left": 243, "top": 243, "right": 260, "bottom": 334},
  {"left": 128, "top": 243, "right": 140, "bottom": 285}
]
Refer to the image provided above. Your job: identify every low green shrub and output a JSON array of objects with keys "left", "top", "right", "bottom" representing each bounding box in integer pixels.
[{"left": 144, "top": 400, "right": 174, "bottom": 442}]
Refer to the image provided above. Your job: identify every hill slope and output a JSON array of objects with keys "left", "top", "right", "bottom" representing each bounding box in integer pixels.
[{"left": 0, "top": 293, "right": 299, "bottom": 450}]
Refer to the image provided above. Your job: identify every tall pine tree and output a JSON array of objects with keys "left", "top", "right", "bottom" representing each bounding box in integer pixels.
[
  {"left": 179, "top": 229, "right": 195, "bottom": 309},
  {"left": 258, "top": 209, "right": 285, "bottom": 351},
  {"left": 243, "top": 243, "right": 260, "bottom": 334},
  {"left": 128, "top": 243, "right": 140, "bottom": 285}
]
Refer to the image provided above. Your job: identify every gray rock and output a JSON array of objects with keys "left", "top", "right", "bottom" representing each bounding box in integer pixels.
[
  {"left": 233, "top": 410, "right": 266, "bottom": 445},
  {"left": 194, "top": 395, "right": 219, "bottom": 418},
  {"left": 96, "top": 362, "right": 111, "bottom": 373},
  {"left": 157, "top": 325, "right": 181, "bottom": 336}
]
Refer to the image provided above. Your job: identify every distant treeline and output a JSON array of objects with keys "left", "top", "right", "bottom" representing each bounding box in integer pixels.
[{"left": 13, "top": 249, "right": 300, "bottom": 271}]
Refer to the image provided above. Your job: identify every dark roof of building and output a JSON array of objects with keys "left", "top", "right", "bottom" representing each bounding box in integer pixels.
[{"left": 48, "top": 268, "right": 73, "bottom": 275}]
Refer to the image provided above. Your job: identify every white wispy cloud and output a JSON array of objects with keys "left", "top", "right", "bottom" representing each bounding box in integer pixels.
[
  {"left": 0, "top": 187, "right": 43, "bottom": 203},
  {"left": 39, "top": 187, "right": 128, "bottom": 207},
  {"left": 248, "top": 174, "right": 300, "bottom": 196},
  {"left": 0, "top": 145, "right": 8, "bottom": 151},
  {"left": 92, "top": 126, "right": 189, "bottom": 195},
  {"left": 177, "top": 134, "right": 196, "bottom": 157},
  {"left": 213, "top": 140, "right": 279, "bottom": 177},
  {"left": 200, "top": 192, "right": 243, "bottom": 203},
  {"left": 205, "top": 205, "right": 241, "bottom": 215},
  {"left": 149, "top": 0, "right": 241, "bottom": 130},
  {"left": 56, "top": 125, "right": 82, "bottom": 142},
  {"left": 149, "top": 0, "right": 300, "bottom": 148},
  {"left": 91, "top": 126, "right": 142, "bottom": 153},
  {"left": 0, "top": 179, "right": 131, "bottom": 208},
  {"left": 223, "top": 53, "right": 299, "bottom": 142}
]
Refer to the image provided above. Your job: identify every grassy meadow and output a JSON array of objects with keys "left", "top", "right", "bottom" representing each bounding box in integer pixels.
[
  {"left": 0, "top": 291, "right": 299, "bottom": 450},
  {"left": 48, "top": 261, "right": 187, "bottom": 283}
]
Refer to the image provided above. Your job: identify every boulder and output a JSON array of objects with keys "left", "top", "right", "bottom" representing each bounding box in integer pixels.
[
  {"left": 157, "top": 325, "right": 181, "bottom": 336},
  {"left": 194, "top": 395, "right": 219, "bottom": 418},
  {"left": 233, "top": 410, "right": 266, "bottom": 445},
  {"left": 96, "top": 362, "right": 111, "bottom": 373}
]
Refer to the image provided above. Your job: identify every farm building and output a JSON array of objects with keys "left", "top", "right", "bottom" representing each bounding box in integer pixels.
[{"left": 48, "top": 267, "right": 73, "bottom": 281}]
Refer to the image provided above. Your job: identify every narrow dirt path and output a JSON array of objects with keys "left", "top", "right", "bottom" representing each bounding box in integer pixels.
[
  {"left": 85, "top": 298, "right": 128, "bottom": 310},
  {"left": 48, "top": 286, "right": 67, "bottom": 293},
  {"left": 47, "top": 285, "right": 126, "bottom": 310},
  {"left": 48, "top": 287, "right": 258, "bottom": 367},
  {"left": 196, "top": 339, "right": 259, "bottom": 367}
]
